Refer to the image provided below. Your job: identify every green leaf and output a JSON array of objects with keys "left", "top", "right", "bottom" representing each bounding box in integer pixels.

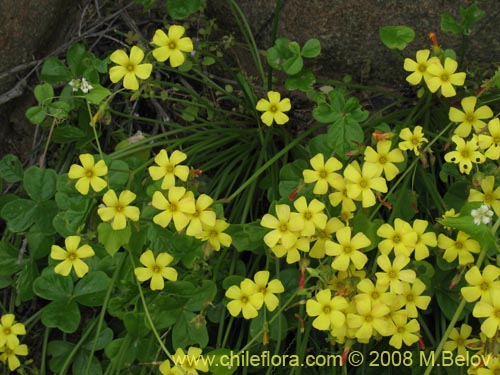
[
  {"left": 326, "top": 117, "right": 364, "bottom": 159},
  {"left": 33, "top": 200, "right": 58, "bottom": 235},
  {"left": 33, "top": 269, "right": 74, "bottom": 301},
  {"left": 27, "top": 231, "right": 54, "bottom": 259},
  {"left": 34, "top": 83, "right": 54, "bottom": 105},
  {"left": 380, "top": 25, "right": 415, "bottom": 50},
  {"left": 82, "top": 327, "right": 114, "bottom": 351},
  {"left": 172, "top": 310, "right": 208, "bottom": 348},
  {"left": 124, "top": 312, "right": 150, "bottom": 338},
  {"left": 41, "top": 57, "right": 72, "bottom": 84},
  {"left": 85, "top": 85, "right": 111, "bottom": 105},
  {"left": 226, "top": 222, "right": 267, "bottom": 253},
  {"left": 52, "top": 125, "right": 87, "bottom": 144},
  {"left": 97, "top": 222, "right": 131, "bottom": 255},
  {"left": 48, "top": 101, "right": 70, "bottom": 120},
  {"left": 440, "top": 14, "right": 463, "bottom": 34},
  {"left": 167, "top": 0, "right": 201, "bottom": 19},
  {"left": 352, "top": 213, "right": 383, "bottom": 251},
  {"left": 185, "top": 280, "right": 217, "bottom": 311},
  {"left": 73, "top": 271, "right": 111, "bottom": 306},
  {"left": 47, "top": 340, "right": 76, "bottom": 373},
  {"left": 1, "top": 198, "right": 37, "bottom": 232},
  {"left": 301, "top": 38, "right": 321, "bottom": 58},
  {"left": 25, "top": 106, "right": 47, "bottom": 125},
  {"left": 23, "top": 166, "right": 57, "bottom": 202},
  {"left": 0, "top": 154, "right": 23, "bottom": 183},
  {"left": 67, "top": 44, "right": 87, "bottom": 75},
  {"left": 0, "top": 241, "right": 22, "bottom": 276},
  {"left": 41, "top": 300, "right": 81, "bottom": 333},
  {"left": 108, "top": 159, "right": 130, "bottom": 189},
  {"left": 282, "top": 54, "right": 303, "bottom": 75},
  {"left": 460, "top": 3, "right": 486, "bottom": 34},
  {"left": 285, "top": 69, "right": 316, "bottom": 91},
  {"left": 73, "top": 350, "right": 103, "bottom": 375},
  {"left": 16, "top": 260, "right": 39, "bottom": 303},
  {"left": 308, "top": 134, "right": 333, "bottom": 157}
]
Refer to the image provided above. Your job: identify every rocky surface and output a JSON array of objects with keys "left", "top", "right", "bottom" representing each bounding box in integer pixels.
[{"left": 210, "top": 0, "right": 500, "bottom": 85}]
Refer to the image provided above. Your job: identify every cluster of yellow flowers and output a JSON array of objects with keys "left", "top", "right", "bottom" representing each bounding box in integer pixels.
[
  {"left": 58, "top": 149, "right": 232, "bottom": 290},
  {"left": 225, "top": 271, "right": 285, "bottom": 319},
  {"left": 403, "top": 49, "right": 466, "bottom": 97},
  {"left": 0, "top": 314, "right": 28, "bottom": 371},
  {"left": 109, "top": 25, "right": 193, "bottom": 90},
  {"left": 159, "top": 346, "right": 208, "bottom": 375}
]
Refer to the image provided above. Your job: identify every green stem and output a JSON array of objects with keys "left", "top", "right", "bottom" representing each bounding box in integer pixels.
[
  {"left": 40, "top": 327, "right": 50, "bottom": 375},
  {"left": 59, "top": 319, "right": 98, "bottom": 375},
  {"left": 266, "top": 0, "right": 282, "bottom": 91},
  {"left": 220, "top": 124, "right": 323, "bottom": 203}
]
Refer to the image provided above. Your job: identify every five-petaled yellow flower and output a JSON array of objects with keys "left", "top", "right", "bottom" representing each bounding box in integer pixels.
[
  {"left": 306, "top": 289, "right": 348, "bottom": 331},
  {"left": 303, "top": 153, "right": 343, "bottom": 195},
  {"left": 403, "top": 49, "right": 439, "bottom": 86},
  {"left": 443, "top": 324, "right": 476, "bottom": 357},
  {"left": 398, "top": 126, "right": 428, "bottom": 156},
  {"left": 152, "top": 187, "right": 196, "bottom": 231},
  {"left": 172, "top": 347, "right": 208, "bottom": 375},
  {"left": 0, "top": 341, "right": 28, "bottom": 371},
  {"left": 444, "top": 135, "right": 485, "bottom": 175},
  {"left": 50, "top": 236, "right": 95, "bottom": 278},
  {"left": 0, "top": 314, "right": 26, "bottom": 349},
  {"left": 225, "top": 279, "right": 264, "bottom": 319},
  {"left": 438, "top": 231, "right": 481, "bottom": 265},
  {"left": 253, "top": 270, "right": 285, "bottom": 312},
  {"left": 472, "top": 289, "right": 500, "bottom": 338},
  {"left": 195, "top": 219, "right": 232, "bottom": 251},
  {"left": 149, "top": 149, "right": 190, "bottom": 190},
  {"left": 468, "top": 176, "right": 500, "bottom": 216},
  {"left": 344, "top": 160, "right": 388, "bottom": 208},
  {"left": 152, "top": 25, "right": 194, "bottom": 68},
  {"left": 325, "top": 226, "right": 371, "bottom": 271},
  {"left": 134, "top": 249, "right": 177, "bottom": 291},
  {"left": 461, "top": 265, "right": 500, "bottom": 303},
  {"left": 186, "top": 194, "right": 216, "bottom": 236},
  {"left": 97, "top": 189, "right": 140, "bottom": 230},
  {"left": 109, "top": 46, "right": 153, "bottom": 90},
  {"left": 256, "top": 91, "right": 291, "bottom": 126},
  {"left": 426, "top": 57, "right": 466, "bottom": 97},
  {"left": 363, "top": 140, "right": 404, "bottom": 181},
  {"left": 68, "top": 154, "right": 108, "bottom": 195},
  {"left": 388, "top": 313, "right": 420, "bottom": 349},
  {"left": 449, "top": 96, "right": 493, "bottom": 137},
  {"left": 478, "top": 118, "right": 500, "bottom": 160},
  {"left": 260, "top": 204, "right": 304, "bottom": 249}
]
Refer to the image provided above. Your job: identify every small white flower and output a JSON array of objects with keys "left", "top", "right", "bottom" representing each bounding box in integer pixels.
[
  {"left": 69, "top": 79, "right": 80, "bottom": 92},
  {"left": 80, "top": 78, "right": 93, "bottom": 94},
  {"left": 471, "top": 204, "right": 494, "bottom": 225}
]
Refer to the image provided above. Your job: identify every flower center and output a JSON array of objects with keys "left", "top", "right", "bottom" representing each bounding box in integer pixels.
[
  {"left": 210, "top": 230, "right": 218, "bottom": 238},
  {"left": 365, "top": 314, "right": 373, "bottom": 323},
  {"left": 495, "top": 308, "right": 500, "bottom": 318},
  {"left": 397, "top": 326, "right": 405, "bottom": 333},
  {"left": 392, "top": 235, "right": 401, "bottom": 243},
  {"left": 319, "top": 170, "right": 328, "bottom": 179},
  {"left": 68, "top": 251, "right": 77, "bottom": 261},
  {"left": 344, "top": 246, "right": 352, "bottom": 254},
  {"left": 441, "top": 73, "right": 449, "bottom": 82},
  {"left": 3, "top": 327, "right": 11, "bottom": 335},
  {"left": 85, "top": 169, "right": 94, "bottom": 178},
  {"left": 406, "top": 294, "right": 414, "bottom": 301},
  {"left": 388, "top": 270, "right": 397, "bottom": 279},
  {"left": 456, "top": 337, "right": 464, "bottom": 345},
  {"left": 170, "top": 203, "right": 178, "bottom": 212},
  {"left": 115, "top": 204, "right": 124, "bottom": 212},
  {"left": 484, "top": 193, "right": 494, "bottom": 204},
  {"left": 480, "top": 282, "right": 490, "bottom": 291},
  {"left": 371, "top": 291, "right": 379, "bottom": 299},
  {"left": 411, "top": 136, "right": 420, "bottom": 145},
  {"left": 166, "top": 165, "right": 174, "bottom": 173},
  {"left": 270, "top": 105, "right": 278, "bottom": 113},
  {"left": 493, "top": 136, "right": 500, "bottom": 144},
  {"left": 460, "top": 149, "right": 470, "bottom": 159},
  {"left": 152, "top": 265, "right": 161, "bottom": 273},
  {"left": 378, "top": 156, "right": 387, "bottom": 164},
  {"left": 127, "top": 64, "right": 135, "bottom": 72},
  {"left": 323, "top": 306, "right": 331, "bottom": 314},
  {"left": 455, "top": 241, "right": 463, "bottom": 249},
  {"left": 418, "top": 64, "right": 426, "bottom": 73},
  {"left": 280, "top": 224, "right": 288, "bottom": 232},
  {"left": 359, "top": 179, "right": 368, "bottom": 188},
  {"left": 168, "top": 42, "right": 177, "bottom": 49},
  {"left": 466, "top": 114, "right": 475, "bottom": 122},
  {"left": 241, "top": 296, "right": 249, "bottom": 304},
  {"left": 303, "top": 212, "right": 312, "bottom": 220}
]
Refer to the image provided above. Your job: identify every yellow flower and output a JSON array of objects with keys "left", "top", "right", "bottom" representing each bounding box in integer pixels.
[
  {"left": 152, "top": 187, "right": 196, "bottom": 231},
  {"left": 186, "top": 194, "right": 216, "bottom": 236},
  {"left": 151, "top": 25, "right": 194, "bottom": 67},
  {"left": 148, "top": 149, "right": 190, "bottom": 190},
  {"left": 0, "top": 341, "right": 28, "bottom": 371},
  {"left": 461, "top": 265, "right": 500, "bottom": 303},
  {"left": 68, "top": 154, "right": 107, "bottom": 195},
  {"left": 0, "top": 314, "right": 25, "bottom": 349},
  {"left": 309, "top": 217, "right": 344, "bottom": 259},
  {"left": 306, "top": 289, "right": 348, "bottom": 331},
  {"left": 363, "top": 140, "right": 404, "bottom": 181},
  {"left": 325, "top": 226, "right": 371, "bottom": 271},
  {"left": 253, "top": 270, "right": 285, "bottom": 312},
  {"left": 260, "top": 204, "right": 304, "bottom": 249},
  {"left": 303, "top": 153, "right": 343, "bottom": 195},
  {"left": 478, "top": 356, "right": 500, "bottom": 374},
  {"left": 159, "top": 360, "right": 183, "bottom": 375},
  {"left": 376, "top": 218, "right": 417, "bottom": 257},
  {"left": 225, "top": 279, "right": 264, "bottom": 319},
  {"left": 398, "top": 126, "right": 428, "bottom": 156},
  {"left": 426, "top": 57, "right": 466, "bottom": 97},
  {"left": 255, "top": 91, "right": 291, "bottom": 126},
  {"left": 376, "top": 254, "right": 416, "bottom": 294},
  {"left": 443, "top": 324, "right": 476, "bottom": 357},
  {"left": 444, "top": 135, "right": 485, "bottom": 175},
  {"left": 438, "top": 231, "right": 481, "bottom": 265},
  {"left": 397, "top": 279, "right": 431, "bottom": 317},
  {"left": 472, "top": 289, "right": 500, "bottom": 338},
  {"left": 328, "top": 175, "right": 357, "bottom": 213},
  {"left": 478, "top": 118, "right": 500, "bottom": 160},
  {"left": 347, "top": 294, "right": 394, "bottom": 341},
  {"left": 134, "top": 249, "right": 177, "bottom": 291},
  {"left": 344, "top": 161, "right": 388, "bottom": 208},
  {"left": 50, "top": 236, "right": 95, "bottom": 278},
  {"left": 449, "top": 96, "right": 493, "bottom": 137},
  {"left": 97, "top": 190, "right": 140, "bottom": 230},
  {"left": 469, "top": 176, "right": 500, "bottom": 217},
  {"left": 412, "top": 219, "right": 437, "bottom": 261},
  {"left": 388, "top": 313, "right": 420, "bottom": 349},
  {"left": 293, "top": 196, "right": 327, "bottom": 236},
  {"left": 403, "top": 49, "right": 439, "bottom": 85},
  {"left": 354, "top": 279, "right": 393, "bottom": 307},
  {"left": 109, "top": 46, "right": 153, "bottom": 90},
  {"left": 172, "top": 347, "right": 208, "bottom": 374},
  {"left": 270, "top": 237, "right": 310, "bottom": 264},
  {"left": 195, "top": 219, "right": 232, "bottom": 251}
]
